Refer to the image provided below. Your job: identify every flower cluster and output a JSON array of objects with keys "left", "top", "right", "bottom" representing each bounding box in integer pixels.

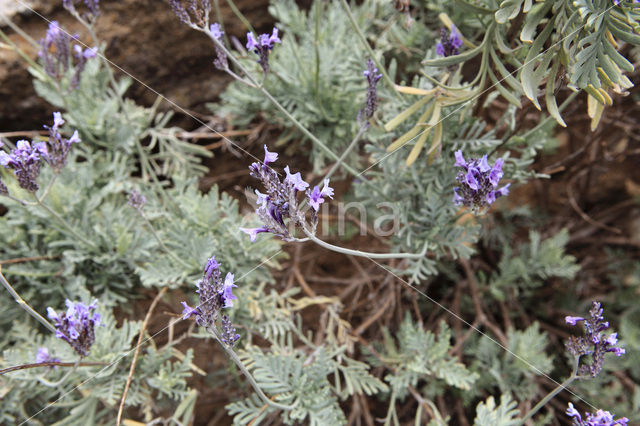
[
  {"left": 436, "top": 26, "right": 463, "bottom": 58},
  {"left": 62, "top": 0, "right": 100, "bottom": 21},
  {"left": 360, "top": 59, "right": 383, "bottom": 123},
  {"left": 209, "top": 23, "right": 228, "bottom": 70},
  {"left": 246, "top": 28, "right": 281, "bottom": 74},
  {"left": 43, "top": 112, "right": 81, "bottom": 173},
  {"left": 38, "top": 21, "right": 97, "bottom": 88},
  {"left": 566, "top": 403, "right": 628, "bottom": 426},
  {"left": 0, "top": 140, "right": 47, "bottom": 193},
  {"left": 181, "top": 257, "right": 240, "bottom": 345},
  {"left": 47, "top": 299, "right": 101, "bottom": 357},
  {"left": 169, "top": 0, "right": 211, "bottom": 28},
  {"left": 35, "top": 347, "right": 61, "bottom": 365},
  {"left": 0, "top": 113, "right": 81, "bottom": 192},
  {"left": 453, "top": 150, "right": 510, "bottom": 213},
  {"left": 565, "top": 301, "right": 625, "bottom": 377},
  {"left": 240, "top": 146, "right": 333, "bottom": 242}
]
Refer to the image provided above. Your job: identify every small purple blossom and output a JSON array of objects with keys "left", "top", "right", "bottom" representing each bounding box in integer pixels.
[
  {"left": 47, "top": 299, "right": 101, "bottom": 357},
  {"left": 239, "top": 226, "right": 269, "bottom": 242},
  {"left": 263, "top": 145, "right": 278, "bottom": 165},
  {"left": 210, "top": 23, "right": 223, "bottom": 39},
  {"left": 565, "top": 301, "right": 626, "bottom": 377},
  {"left": 453, "top": 150, "right": 510, "bottom": 213},
  {"left": 284, "top": 166, "right": 309, "bottom": 191},
  {"left": 38, "top": 21, "right": 97, "bottom": 88},
  {"left": 220, "top": 272, "right": 237, "bottom": 308},
  {"left": 181, "top": 257, "right": 241, "bottom": 346},
  {"left": 169, "top": 0, "right": 211, "bottom": 27},
  {"left": 127, "top": 189, "right": 146, "bottom": 211},
  {"left": 0, "top": 139, "right": 48, "bottom": 192},
  {"left": 308, "top": 179, "right": 334, "bottom": 211},
  {"left": 35, "top": 347, "right": 60, "bottom": 365},
  {"left": 566, "top": 402, "right": 628, "bottom": 425},
  {"left": 209, "top": 22, "right": 228, "bottom": 69},
  {"left": 361, "top": 59, "right": 383, "bottom": 122},
  {"left": 245, "top": 150, "right": 321, "bottom": 241},
  {"left": 246, "top": 27, "right": 281, "bottom": 74},
  {"left": 181, "top": 256, "right": 239, "bottom": 328},
  {"left": 436, "top": 25, "right": 463, "bottom": 58},
  {"left": 42, "top": 112, "right": 81, "bottom": 173}
]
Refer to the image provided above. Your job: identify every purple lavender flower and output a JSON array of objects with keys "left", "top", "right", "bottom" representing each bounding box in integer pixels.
[
  {"left": 361, "top": 59, "right": 383, "bottom": 122},
  {"left": 565, "top": 301, "right": 626, "bottom": 377},
  {"left": 308, "top": 179, "right": 334, "bottom": 211},
  {"left": 38, "top": 21, "right": 96, "bottom": 88},
  {"left": 209, "top": 22, "right": 228, "bottom": 70},
  {"left": 436, "top": 25, "right": 463, "bottom": 58},
  {"left": 35, "top": 347, "right": 61, "bottom": 365},
  {"left": 47, "top": 299, "right": 101, "bottom": 357},
  {"left": 127, "top": 190, "right": 146, "bottom": 211},
  {"left": 169, "top": 0, "right": 211, "bottom": 27},
  {"left": 42, "top": 112, "right": 81, "bottom": 173},
  {"left": 0, "top": 139, "right": 48, "bottom": 192},
  {"left": 453, "top": 150, "right": 510, "bottom": 213},
  {"left": 566, "top": 402, "right": 628, "bottom": 425},
  {"left": 244, "top": 148, "right": 319, "bottom": 241},
  {"left": 181, "top": 256, "right": 238, "bottom": 328},
  {"left": 246, "top": 27, "right": 281, "bottom": 74}
]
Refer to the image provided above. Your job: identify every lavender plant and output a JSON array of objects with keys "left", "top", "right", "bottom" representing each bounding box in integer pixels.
[{"left": 0, "top": 0, "right": 637, "bottom": 424}]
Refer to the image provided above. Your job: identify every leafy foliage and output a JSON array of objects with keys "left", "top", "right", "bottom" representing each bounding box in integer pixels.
[
  {"left": 380, "top": 315, "right": 478, "bottom": 396},
  {"left": 473, "top": 393, "right": 521, "bottom": 426}
]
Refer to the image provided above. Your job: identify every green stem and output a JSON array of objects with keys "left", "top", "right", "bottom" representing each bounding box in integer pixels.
[
  {"left": 324, "top": 123, "right": 368, "bottom": 181},
  {"left": 519, "top": 361, "right": 579, "bottom": 424},
  {"left": 338, "top": 0, "right": 397, "bottom": 96},
  {"left": 37, "top": 174, "right": 58, "bottom": 203},
  {"left": 0, "top": 271, "right": 56, "bottom": 334},
  {"left": 301, "top": 227, "right": 428, "bottom": 259},
  {"left": 139, "top": 212, "right": 193, "bottom": 270},
  {"left": 224, "top": 0, "right": 256, "bottom": 34},
  {"left": 209, "top": 328, "right": 299, "bottom": 411},
  {"left": 0, "top": 22, "right": 41, "bottom": 69},
  {"left": 33, "top": 195, "right": 98, "bottom": 249}
]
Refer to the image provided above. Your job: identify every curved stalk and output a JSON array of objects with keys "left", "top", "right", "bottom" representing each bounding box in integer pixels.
[
  {"left": 33, "top": 194, "right": 98, "bottom": 249},
  {"left": 519, "top": 359, "right": 580, "bottom": 424},
  {"left": 323, "top": 123, "right": 369, "bottom": 182},
  {"left": 138, "top": 212, "right": 194, "bottom": 270},
  {"left": 0, "top": 270, "right": 56, "bottom": 334},
  {"left": 209, "top": 327, "right": 299, "bottom": 411},
  {"left": 301, "top": 227, "right": 429, "bottom": 259}
]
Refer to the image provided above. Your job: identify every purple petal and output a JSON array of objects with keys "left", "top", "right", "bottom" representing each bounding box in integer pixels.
[
  {"left": 263, "top": 145, "right": 278, "bottom": 165},
  {"left": 478, "top": 155, "right": 490, "bottom": 172},
  {"left": 320, "top": 179, "right": 334, "bottom": 198},
  {"left": 210, "top": 23, "right": 224, "bottom": 40},
  {"left": 246, "top": 32, "right": 258, "bottom": 51},
  {"left": 465, "top": 169, "right": 479, "bottom": 190},
  {"left": 454, "top": 150, "right": 466, "bottom": 168},
  {"left": 240, "top": 227, "right": 268, "bottom": 242},
  {"left": 181, "top": 301, "right": 199, "bottom": 320},
  {"left": 565, "top": 316, "right": 584, "bottom": 326},
  {"left": 221, "top": 272, "right": 237, "bottom": 308},
  {"left": 68, "top": 130, "right": 81, "bottom": 144},
  {"left": 284, "top": 166, "right": 309, "bottom": 191}
]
